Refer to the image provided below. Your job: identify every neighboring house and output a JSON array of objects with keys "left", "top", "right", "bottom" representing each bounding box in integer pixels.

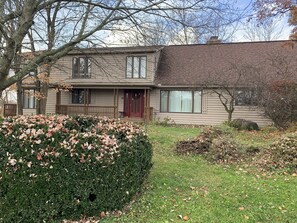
[{"left": 21, "top": 40, "right": 297, "bottom": 126}]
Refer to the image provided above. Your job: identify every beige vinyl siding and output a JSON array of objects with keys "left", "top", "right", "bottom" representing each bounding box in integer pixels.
[
  {"left": 50, "top": 52, "right": 158, "bottom": 85},
  {"left": 57, "top": 89, "right": 124, "bottom": 111},
  {"left": 90, "top": 89, "right": 124, "bottom": 111},
  {"left": 46, "top": 89, "right": 56, "bottom": 114},
  {"left": 151, "top": 89, "right": 271, "bottom": 126},
  {"left": 61, "top": 91, "right": 70, "bottom": 104},
  {"left": 23, "top": 109, "right": 36, "bottom": 115}
]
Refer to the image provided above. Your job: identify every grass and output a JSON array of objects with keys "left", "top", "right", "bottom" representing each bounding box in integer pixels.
[{"left": 100, "top": 124, "right": 297, "bottom": 223}]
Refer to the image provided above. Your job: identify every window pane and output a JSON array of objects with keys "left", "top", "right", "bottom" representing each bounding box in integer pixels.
[
  {"left": 160, "top": 91, "right": 168, "bottom": 112},
  {"left": 169, "top": 91, "right": 182, "bottom": 112},
  {"left": 181, "top": 91, "right": 192, "bottom": 112},
  {"left": 29, "top": 93, "right": 35, "bottom": 108},
  {"left": 194, "top": 91, "right": 202, "bottom": 113},
  {"left": 78, "top": 90, "right": 85, "bottom": 104},
  {"left": 79, "top": 58, "right": 86, "bottom": 74},
  {"left": 87, "top": 59, "right": 91, "bottom": 75},
  {"left": 73, "top": 57, "right": 91, "bottom": 78},
  {"left": 133, "top": 57, "right": 140, "bottom": 78},
  {"left": 23, "top": 89, "right": 35, "bottom": 109},
  {"left": 23, "top": 91, "right": 29, "bottom": 108},
  {"left": 73, "top": 57, "right": 79, "bottom": 76},
  {"left": 140, "top": 57, "right": 147, "bottom": 78},
  {"left": 235, "top": 89, "right": 256, "bottom": 106},
  {"left": 126, "top": 57, "right": 132, "bottom": 78},
  {"left": 72, "top": 89, "right": 85, "bottom": 104}
]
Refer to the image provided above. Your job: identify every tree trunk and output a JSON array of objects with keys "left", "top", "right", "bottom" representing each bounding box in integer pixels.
[
  {"left": 227, "top": 111, "right": 232, "bottom": 123},
  {"left": 35, "top": 79, "right": 41, "bottom": 115},
  {"left": 40, "top": 82, "right": 49, "bottom": 114}
]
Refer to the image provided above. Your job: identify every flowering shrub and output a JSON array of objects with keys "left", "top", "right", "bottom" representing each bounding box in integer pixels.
[{"left": 0, "top": 115, "right": 152, "bottom": 222}]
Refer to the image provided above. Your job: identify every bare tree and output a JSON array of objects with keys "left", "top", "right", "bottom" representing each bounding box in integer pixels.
[
  {"left": 104, "top": 0, "right": 247, "bottom": 46},
  {"left": 204, "top": 62, "right": 261, "bottom": 123},
  {"left": 243, "top": 18, "right": 285, "bottom": 41},
  {"left": 203, "top": 47, "right": 297, "bottom": 126},
  {"left": 256, "top": 51, "right": 297, "bottom": 128},
  {"left": 2, "top": 0, "right": 228, "bottom": 94}
]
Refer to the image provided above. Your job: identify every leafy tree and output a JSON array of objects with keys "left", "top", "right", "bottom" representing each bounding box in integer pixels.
[{"left": 254, "top": 0, "right": 297, "bottom": 39}]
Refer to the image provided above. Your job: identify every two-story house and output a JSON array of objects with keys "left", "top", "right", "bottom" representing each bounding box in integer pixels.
[
  {"left": 21, "top": 40, "right": 297, "bottom": 126},
  {"left": 23, "top": 46, "right": 162, "bottom": 121}
]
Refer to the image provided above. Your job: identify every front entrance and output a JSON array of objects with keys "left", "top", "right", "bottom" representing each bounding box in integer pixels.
[{"left": 124, "top": 90, "right": 144, "bottom": 118}]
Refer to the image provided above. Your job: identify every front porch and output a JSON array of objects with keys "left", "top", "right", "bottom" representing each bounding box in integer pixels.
[{"left": 55, "top": 88, "right": 153, "bottom": 122}]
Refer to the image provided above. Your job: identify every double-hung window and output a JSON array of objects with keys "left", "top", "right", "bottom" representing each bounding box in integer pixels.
[
  {"left": 126, "top": 56, "right": 147, "bottom": 78},
  {"left": 160, "top": 90, "right": 202, "bottom": 113},
  {"left": 23, "top": 89, "right": 36, "bottom": 109},
  {"left": 72, "top": 57, "right": 91, "bottom": 78}
]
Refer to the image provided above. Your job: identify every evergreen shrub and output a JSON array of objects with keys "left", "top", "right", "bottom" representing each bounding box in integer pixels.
[{"left": 0, "top": 115, "right": 152, "bottom": 222}]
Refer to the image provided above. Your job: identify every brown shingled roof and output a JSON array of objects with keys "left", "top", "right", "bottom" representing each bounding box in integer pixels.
[{"left": 155, "top": 41, "right": 297, "bottom": 87}]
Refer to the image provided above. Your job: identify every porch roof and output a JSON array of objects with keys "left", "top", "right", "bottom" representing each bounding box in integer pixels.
[{"left": 52, "top": 83, "right": 155, "bottom": 89}]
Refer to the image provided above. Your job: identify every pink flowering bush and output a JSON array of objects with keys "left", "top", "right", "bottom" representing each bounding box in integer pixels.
[{"left": 0, "top": 115, "right": 152, "bottom": 222}]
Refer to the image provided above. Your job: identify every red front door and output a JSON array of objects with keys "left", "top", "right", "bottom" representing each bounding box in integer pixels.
[{"left": 124, "top": 90, "right": 144, "bottom": 118}]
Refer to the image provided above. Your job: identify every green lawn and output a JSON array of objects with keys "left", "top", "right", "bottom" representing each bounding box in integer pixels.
[{"left": 103, "top": 125, "right": 297, "bottom": 223}]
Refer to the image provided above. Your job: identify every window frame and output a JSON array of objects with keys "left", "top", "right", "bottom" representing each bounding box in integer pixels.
[
  {"left": 72, "top": 57, "right": 91, "bottom": 78},
  {"left": 235, "top": 88, "right": 258, "bottom": 106},
  {"left": 126, "top": 56, "right": 147, "bottom": 79},
  {"left": 71, "top": 89, "right": 91, "bottom": 104},
  {"left": 23, "top": 89, "right": 36, "bottom": 109},
  {"left": 160, "top": 90, "right": 202, "bottom": 114}
]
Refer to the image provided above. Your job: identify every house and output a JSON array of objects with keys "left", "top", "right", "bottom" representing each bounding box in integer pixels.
[{"left": 21, "top": 40, "right": 297, "bottom": 126}]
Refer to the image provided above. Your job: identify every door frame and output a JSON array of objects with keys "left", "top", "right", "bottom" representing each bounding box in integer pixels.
[{"left": 123, "top": 89, "right": 144, "bottom": 118}]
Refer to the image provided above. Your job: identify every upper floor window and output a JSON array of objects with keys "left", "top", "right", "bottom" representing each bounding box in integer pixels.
[
  {"left": 235, "top": 89, "right": 258, "bottom": 106},
  {"left": 72, "top": 57, "right": 91, "bottom": 78},
  {"left": 126, "top": 56, "right": 147, "bottom": 78},
  {"left": 23, "top": 89, "right": 36, "bottom": 109},
  {"left": 160, "top": 90, "right": 202, "bottom": 113}
]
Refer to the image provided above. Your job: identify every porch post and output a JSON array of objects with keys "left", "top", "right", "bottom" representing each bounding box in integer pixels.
[
  {"left": 116, "top": 88, "right": 119, "bottom": 118},
  {"left": 84, "top": 88, "right": 88, "bottom": 115},
  {"left": 144, "top": 89, "right": 151, "bottom": 122},
  {"left": 56, "top": 91, "right": 61, "bottom": 114},
  {"left": 113, "top": 88, "right": 116, "bottom": 118},
  {"left": 144, "top": 89, "right": 147, "bottom": 120}
]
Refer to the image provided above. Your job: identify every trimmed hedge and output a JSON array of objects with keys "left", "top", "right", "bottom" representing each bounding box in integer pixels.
[{"left": 0, "top": 115, "right": 152, "bottom": 222}]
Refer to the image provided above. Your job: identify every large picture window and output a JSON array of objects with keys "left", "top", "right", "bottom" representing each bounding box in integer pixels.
[
  {"left": 160, "top": 90, "right": 202, "bottom": 113},
  {"left": 126, "top": 56, "right": 147, "bottom": 78},
  {"left": 72, "top": 57, "right": 91, "bottom": 78},
  {"left": 23, "top": 89, "right": 36, "bottom": 109},
  {"left": 72, "top": 89, "right": 91, "bottom": 104}
]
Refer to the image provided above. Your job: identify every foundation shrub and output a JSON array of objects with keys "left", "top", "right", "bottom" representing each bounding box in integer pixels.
[{"left": 0, "top": 115, "right": 152, "bottom": 222}]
